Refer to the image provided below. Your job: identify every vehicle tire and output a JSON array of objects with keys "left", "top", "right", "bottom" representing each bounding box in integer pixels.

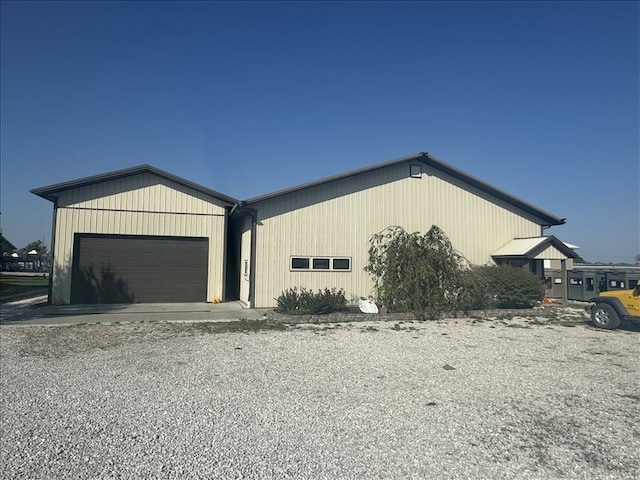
[{"left": 591, "top": 303, "right": 621, "bottom": 329}]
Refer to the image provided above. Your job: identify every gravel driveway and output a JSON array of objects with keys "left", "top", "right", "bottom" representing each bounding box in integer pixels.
[{"left": 1, "top": 312, "right": 638, "bottom": 479}]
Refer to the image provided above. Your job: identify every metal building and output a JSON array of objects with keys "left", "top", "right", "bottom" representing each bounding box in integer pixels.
[
  {"left": 236, "top": 153, "right": 576, "bottom": 308},
  {"left": 33, "top": 152, "right": 578, "bottom": 307},
  {"left": 31, "top": 165, "right": 236, "bottom": 304},
  {"left": 546, "top": 264, "right": 640, "bottom": 301}
]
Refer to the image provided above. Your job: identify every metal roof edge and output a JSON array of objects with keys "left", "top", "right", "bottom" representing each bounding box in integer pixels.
[
  {"left": 243, "top": 151, "right": 566, "bottom": 227},
  {"left": 493, "top": 235, "right": 580, "bottom": 259},
  {"left": 242, "top": 153, "right": 424, "bottom": 204},
  {"left": 30, "top": 164, "right": 238, "bottom": 205},
  {"left": 421, "top": 153, "right": 565, "bottom": 227},
  {"left": 538, "top": 235, "right": 581, "bottom": 259}
]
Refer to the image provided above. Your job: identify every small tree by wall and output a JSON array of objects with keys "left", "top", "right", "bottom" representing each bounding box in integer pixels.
[{"left": 365, "top": 225, "right": 464, "bottom": 319}]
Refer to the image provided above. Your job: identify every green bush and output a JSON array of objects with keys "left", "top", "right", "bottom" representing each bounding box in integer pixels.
[
  {"left": 275, "top": 287, "right": 347, "bottom": 315},
  {"left": 458, "top": 265, "right": 545, "bottom": 310},
  {"left": 456, "top": 267, "right": 495, "bottom": 311},
  {"left": 365, "top": 225, "right": 464, "bottom": 319}
]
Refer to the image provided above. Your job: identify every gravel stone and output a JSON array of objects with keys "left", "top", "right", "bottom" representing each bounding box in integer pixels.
[{"left": 1, "top": 315, "right": 638, "bottom": 479}]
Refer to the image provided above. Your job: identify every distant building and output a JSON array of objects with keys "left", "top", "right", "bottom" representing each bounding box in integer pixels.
[
  {"left": 1, "top": 234, "right": 17, "bottom": 271},
  {"left": 32, "top": 152, "right": 579, "bottom": 306},
  {"left": 545, "top": 263, "right": 640, "bottom": 301}
]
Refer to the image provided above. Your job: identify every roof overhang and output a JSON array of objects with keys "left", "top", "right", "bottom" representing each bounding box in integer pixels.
[
  {"left": 30, "top": 164, "right": 238, "bottom": 206},
  {"left": 492, "top": 236, "right": 580, "bottom": 261},
  {"left": 243, "top": 152, "right": 566, "bottom": 227}
]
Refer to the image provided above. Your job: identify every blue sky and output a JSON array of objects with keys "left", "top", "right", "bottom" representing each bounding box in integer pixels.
[{"left": 1, "top": 0, "right": 638, "bottom": 263}]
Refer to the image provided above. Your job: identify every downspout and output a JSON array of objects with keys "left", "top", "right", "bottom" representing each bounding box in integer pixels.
[
  {"left": 229, "top": 202, "right": 241, "bottom": 217},
  {"left": 248, "top": 207, "right": 257, "bottom": 309}
]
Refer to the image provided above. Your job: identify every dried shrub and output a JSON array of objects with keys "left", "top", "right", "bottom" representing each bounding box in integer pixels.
[{"left": 275, "top": 287, "right": 347, "bottom": 315}]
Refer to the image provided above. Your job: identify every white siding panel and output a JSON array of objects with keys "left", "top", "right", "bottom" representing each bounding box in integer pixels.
[{"left": 251, "top": 161, "right": 541, "bottom": 307}]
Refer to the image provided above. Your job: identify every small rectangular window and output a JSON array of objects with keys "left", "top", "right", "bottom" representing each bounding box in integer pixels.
[
  {"left": 313, "top": 258, "right": 330, "bottom": 270},
  {"left": 332, "top": 258, "right": 351, "bottom": 270},
  {"left": 554, "top": 277, "right": 562, "bottom": 284},
  {"left": 569, "top": 278, "right": 583, "bottom": 286},
  {"left": 290, "top": 256, "right": 351, "bottom": 271},
  {"left": 410, "top": 164, "right": 422, "bottom": 178},
  {"left": 291, "top": 257, "right": 310, "bottom": 270},
  {"left": 585, "top": 278, "right": 594, "bottom": 292}
]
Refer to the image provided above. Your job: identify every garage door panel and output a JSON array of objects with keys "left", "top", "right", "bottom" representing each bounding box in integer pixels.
[{"left": 71, "top": 234, "right": 208, "bottom": 304}]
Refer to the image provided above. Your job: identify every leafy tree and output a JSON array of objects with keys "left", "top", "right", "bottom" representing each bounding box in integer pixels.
[
  {"left": 17, "top": 240, "right": 49, "bottom": 270},
  {"left": 21, "top": 240, "right": 48, "bottom": 256},
  {"left": 365, "top": 225, "right": 464, "bottom": 319}
]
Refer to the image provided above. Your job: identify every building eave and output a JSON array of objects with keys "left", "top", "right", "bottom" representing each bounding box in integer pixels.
[
  {"left": 492, "top": 236, "right": 580, "bottom": 260},
  {"left": 243, "top": 152, "right": 566, "bottom": 227},
  {"left": 30, "top": 164, "right": 238, "bottom": 206}
]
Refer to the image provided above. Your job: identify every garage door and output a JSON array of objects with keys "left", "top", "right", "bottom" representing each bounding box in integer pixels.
[{"left": 71, "top": 234, "right": 209, "bottom": 304}]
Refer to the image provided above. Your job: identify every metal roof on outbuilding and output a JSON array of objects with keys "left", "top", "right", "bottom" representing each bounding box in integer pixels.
[
  {"left": 492, "top": 236, "right": 580, "bottom": 260},
  {"left": 31, "top": 164, "right": 238, "bottom": 205}
]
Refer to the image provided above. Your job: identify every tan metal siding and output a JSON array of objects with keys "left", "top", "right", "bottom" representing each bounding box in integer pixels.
[
  {"left": 535, "top": 245, "right": 570, "bottom": 260},
  {"left": 56, "top": 172, "right": 225, "bottom": 215},
  {"left": 251, "top": 161, "right": 541, "bottom": 307},
  {"left": 51, "top": 173, "right": 227, "bottom": 304}
]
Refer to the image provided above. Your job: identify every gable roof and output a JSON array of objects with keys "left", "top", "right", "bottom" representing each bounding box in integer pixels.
[
  {"left": 242, "top": 152, "right": 566, "bottom": 227},
  {"left": 492, "top": 236, "right": 580, "bottom": 260},
  {"left": 30, "top": 164, "right": 238, "bottom": 205},
  {"left": 0, "top": 235, "right": 17, "bottom": 254}
]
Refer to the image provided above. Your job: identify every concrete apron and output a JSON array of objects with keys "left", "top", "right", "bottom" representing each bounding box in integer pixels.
[{"left": 0, "top": 297, "right": 268, "bottom": 326}]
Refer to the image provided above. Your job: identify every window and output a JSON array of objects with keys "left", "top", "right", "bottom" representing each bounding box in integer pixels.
[
  {"left": 290, "top": 256, "right": 351, "bottom": 272},
  {"left": 609, "top": 280, "right": 624, "bottom": 289},
  {"left": 332, "top": 258, "right": 350, "bottom": 270},
  {"left": 585, "top": 278, "right": 594, "bottom": 292},
  {"left": 291, "top": 257, "right": 310, "bottom": 270},
  {"left": 554, "top": 277, "right": 562, "bottom": 284},
  {"left": 569, "top": 278, "right": 583, "bottom": 286},
  {"left": 313, "top": 258, "right": 330, "bottom": 270},
  {"left": 410, "top": 164, "right": 422, "bottom": 178}
]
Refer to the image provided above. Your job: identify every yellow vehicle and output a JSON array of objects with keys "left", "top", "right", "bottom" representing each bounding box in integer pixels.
[{"left": 589, "top": 285, "right": 640, "bottom": 329}]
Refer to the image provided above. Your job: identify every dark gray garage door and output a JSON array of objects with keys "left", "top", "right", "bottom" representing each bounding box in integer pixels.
[{"left": 71, "top": 234, "right": 208, "bottom": 304}]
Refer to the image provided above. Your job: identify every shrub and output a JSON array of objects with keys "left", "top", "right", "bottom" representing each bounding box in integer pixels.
[
  {"left": 365, "top": 225, "right": 465, "bottom": 319},
  {"left": 275, "top": 287, "right": 347, "bottom": 315},
  {"left": 459, "top": 265, "right": 545, "bottom": 309},
  {"left": 456, "top": 266, "right": 496, "bottom": 311}
]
